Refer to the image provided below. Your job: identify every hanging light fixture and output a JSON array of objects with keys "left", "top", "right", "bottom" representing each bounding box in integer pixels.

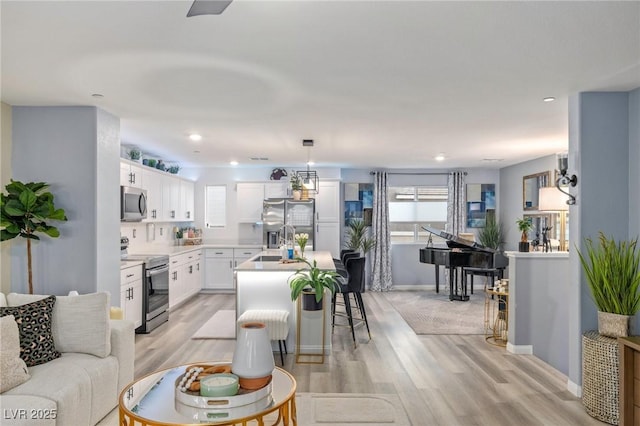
[{"left": 295, "top": 139, "right": 319, "bottom": 193}]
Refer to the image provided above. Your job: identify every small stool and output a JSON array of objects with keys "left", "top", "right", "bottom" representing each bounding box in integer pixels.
[
  {"left": 237, "top": 310, "right": 289, "bottom": 365},
  {"left": 462, "top": 267, "right": 503, "bottom": 294}
]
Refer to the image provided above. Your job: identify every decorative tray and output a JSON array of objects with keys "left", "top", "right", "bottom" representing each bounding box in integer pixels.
[
  {"left": 175, "top": 394, "right": 274, "bottom": 422},
  {"left": 175, "top": 373, "right": 272, "bottom": 409},
  {"left": 279, "top": 259, "right": 302, "bottom": 264}
]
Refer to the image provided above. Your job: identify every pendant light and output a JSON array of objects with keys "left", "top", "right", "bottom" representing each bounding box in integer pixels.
[{"left": 295, "top": 139, "right": 319, "bottom": 193}]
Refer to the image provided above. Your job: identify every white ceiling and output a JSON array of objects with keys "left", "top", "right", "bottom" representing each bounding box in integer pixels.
[{"left": 2, "top": 1, "right": 639, "bottom": 170}]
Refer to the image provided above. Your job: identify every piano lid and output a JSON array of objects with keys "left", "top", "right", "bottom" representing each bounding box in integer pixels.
[{"left": 420, "top": 226, "right": 496, "bottom": 253}]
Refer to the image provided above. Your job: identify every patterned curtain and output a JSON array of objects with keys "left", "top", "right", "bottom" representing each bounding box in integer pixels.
[
  {"left": 446, "top": 172, "right": 466, "bottom": 235},
  {"left": 371, "top": 172, "right": 393, "bottom": 291}
]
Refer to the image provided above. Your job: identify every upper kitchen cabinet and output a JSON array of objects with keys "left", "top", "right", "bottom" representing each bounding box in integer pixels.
[
  {"left": 264, "top": 181, "right": 290, "bottom": 199},
  {"left": 237, "top": 183, "right": 265, "bottom": 223},
  {"left": 180, "top": 179, "right": 195, "bottom": 221},
  {"left": 120, "top": 159, "right": 144, "bottom": 188},
  {"left": 142, "top": 168, "right": 162, "bottom": 221},
  {"left": 315, "top": 180, "right": 341, "bottom": 223}
]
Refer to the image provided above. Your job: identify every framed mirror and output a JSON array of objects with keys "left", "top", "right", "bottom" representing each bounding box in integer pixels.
[{"left": 523, "top": 171, "right": 551, "bottom": 210}]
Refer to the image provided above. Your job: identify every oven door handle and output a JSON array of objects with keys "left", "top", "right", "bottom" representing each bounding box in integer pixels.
[{"left": 146, "top": 265, "right": 169, "bottom": 277}]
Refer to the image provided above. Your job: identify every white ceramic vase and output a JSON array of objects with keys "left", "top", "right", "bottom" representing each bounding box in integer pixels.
[{"left": 232, "top": 322, "right": 275, "bottom": 390}]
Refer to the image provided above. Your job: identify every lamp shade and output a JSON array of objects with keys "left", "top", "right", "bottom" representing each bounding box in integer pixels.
[{"left": 538, "top": 187, "right": 568, "bottom": 211}]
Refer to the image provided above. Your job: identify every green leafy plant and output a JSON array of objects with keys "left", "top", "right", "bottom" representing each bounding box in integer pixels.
[
  {"left": 290, "top": 173, "right": 302, "bottom": 191},
  {"left": 516, "top": 218, "right": 533, "bottom": 242},
  {"left": 128, "top": 148, "right": 141, "bottom": 161},
  {"left": 345, "top": 219, "right": 376, "bottom": 254},
  {"left": 1, "top": 180, "right": 68, "bottom": 294},
  {"left": 577, "top": 232, "right": 640, "bottom": 315},
  {"left": 478, "top": 216, "right": 504, "bottom": 250},
  {"left": 289, "top": 258, "right": 339, "bottom": 303}
]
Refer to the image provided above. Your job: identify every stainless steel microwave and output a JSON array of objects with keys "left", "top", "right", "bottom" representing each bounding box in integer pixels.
[{"left": 121, "top": 186, "right": 147, "bottom": 222}]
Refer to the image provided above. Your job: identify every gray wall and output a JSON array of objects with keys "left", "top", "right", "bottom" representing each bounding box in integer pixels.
[
  {"left": 498, "top": 155, "right": 557, "bottom": 252},
  {"left": 629, "top": 88, "right": 640, "bottom": 239},
  {"left": 11, "top": 106, "right": 120, "bottom": 298},
  {"left": 1, "top": 102, "right": 13, "bottom": 294},
  {"left": 568, "top": 91, "right": 634, "bottom": 388}
]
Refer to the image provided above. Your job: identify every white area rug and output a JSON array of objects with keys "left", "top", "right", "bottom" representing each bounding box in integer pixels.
[
  {"left": 97, "top": 393, "right": 410, "bottom": 425},
  {"left": 191, "top": 310, "right": 236, "bottom": 339}
]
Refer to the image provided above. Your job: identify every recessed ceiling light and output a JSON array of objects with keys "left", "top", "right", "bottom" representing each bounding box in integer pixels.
[
  {"left": 435, "top": 154, "right": 445, "bottom": 162},
  {"left": 543, "top": 97, "right": 556, "bottom": 102},
  {"left": 483, "top": 158, "right": 504, "bottom": 162},
  {"left": 307, "top": 161, "right": 315, "bottom": 166},
  {"left": 189, "top": 134, "right": 202, "bottom": 141},
  {"left": 91, "top": 93, "right": 104, "bottom": 98},
  {"left": 230, "top": 161, "right": 238, "bottom": 166}
]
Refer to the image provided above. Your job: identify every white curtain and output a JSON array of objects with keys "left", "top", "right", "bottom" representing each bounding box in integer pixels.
[
  {"left": 371, "top": 172, "right": 393, "bottom": 291},
  {"left": 446, "top": 172, "right": 466, "bottom": 235}
]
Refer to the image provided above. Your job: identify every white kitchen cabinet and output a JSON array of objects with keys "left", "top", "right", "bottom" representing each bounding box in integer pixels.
[
  {"left": 120, "top": 160, "right": 144, "bottom": 188},
  {"left": 120, "top": 264, "right": 143, "bottom": 329},
  {"left": 236, "top": 183, "right": 265, "bottom": 223},
  {"left": 204, "top": 248, "right": 261, "bottom": 292},
  {"left": 204, "top": 249, "right": 234, "bottom": 291},
  {"left": 142, "top": 168, "right": 163, "bottom": 221},
  {"left": 180, "top": 180, "right": 195, "bottom": 221},
  {"left": 162, "top": 174, "right": 181, "bottom": 221},
  {"left": 315, "top": 180, "right": 341, "bottom": 222},
  {"left": 169, "top": 250, "right": 201, "bottom": 309},
  {"left": 315, "top": 221, "right": 341, "bottom": 258},
  {"left": 264, "top": 181, "right": 290, "bottom": 199}
]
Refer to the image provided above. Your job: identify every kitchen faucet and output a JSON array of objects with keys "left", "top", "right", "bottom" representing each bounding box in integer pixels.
[{"left": 278, "top": 224, "right": 296, "bottom": 246}]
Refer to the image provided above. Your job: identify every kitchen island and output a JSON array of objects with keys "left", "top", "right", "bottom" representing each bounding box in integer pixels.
[{"left": 235, "top": 250, "right": 336, "bottom": 355}]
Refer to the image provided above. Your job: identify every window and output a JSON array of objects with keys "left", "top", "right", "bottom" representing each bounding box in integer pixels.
[
  {"left": 205, "top": 185, "right": 226, "bottom": 228},
  {"left": 388, "top": 186, "right": 448, "bottom": 243}
]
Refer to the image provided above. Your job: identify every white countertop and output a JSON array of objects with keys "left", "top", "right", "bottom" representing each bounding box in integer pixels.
[
  {"left": 235, "top": 250, "right": 336, "bottom": 272},
  {"left": 128, "top": 242, "right": 263, "bottom": 257},
  {"left": 120, "top": 260, "right": 144, "bottom": 269}
]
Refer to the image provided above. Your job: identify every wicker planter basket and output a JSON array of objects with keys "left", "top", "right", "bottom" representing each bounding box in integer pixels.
[
  {"left": 582, "top": 331, "right": 619, "bottom": 425},
  {"left": 598, "top": 311, "right": 630, "bottom": 338}
]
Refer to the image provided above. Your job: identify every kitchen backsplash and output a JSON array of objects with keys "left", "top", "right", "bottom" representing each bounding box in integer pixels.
[{"left": 120, "top": 222, "right": 192, "bottom": 249}]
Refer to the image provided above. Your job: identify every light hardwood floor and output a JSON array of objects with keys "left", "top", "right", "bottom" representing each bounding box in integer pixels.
[{"left": 133, "top": 292, "right": 603, "bottom": 425}]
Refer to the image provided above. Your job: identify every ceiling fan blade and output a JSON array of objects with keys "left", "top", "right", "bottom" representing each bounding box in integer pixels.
[{"left": 187, "top": 0, "right": 233, "bottom": 17}]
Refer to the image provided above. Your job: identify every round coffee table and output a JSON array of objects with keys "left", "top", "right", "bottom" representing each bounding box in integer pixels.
[{"left": 119, "top": 362, "right": 297, "bottom": 425}]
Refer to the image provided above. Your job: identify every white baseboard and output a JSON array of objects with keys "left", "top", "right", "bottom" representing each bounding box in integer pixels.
[
  {"left": 506, "top": 342, "right": 533, "bottom": 354},
  {"left": 567, "top": 379, "right": 582, "bottom": 397}
]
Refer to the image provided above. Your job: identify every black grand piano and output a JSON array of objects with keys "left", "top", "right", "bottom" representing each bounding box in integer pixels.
[{"left": 419, "top": 226, "right": 508, "bottom": 301}]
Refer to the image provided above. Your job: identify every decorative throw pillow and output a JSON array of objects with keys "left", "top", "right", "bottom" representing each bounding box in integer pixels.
[
  {"left": 0, "top": 315, "right": 31, "bottom": 392},
  {"left": 0, "top": 295, "right": 61, "bottom": 367}
]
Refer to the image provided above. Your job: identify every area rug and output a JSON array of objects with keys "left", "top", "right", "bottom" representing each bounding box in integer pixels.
[
  {"left": 98, "top": 393, "right": 410, "bottom": 425},
  {"left": 191, "top": 309, "right": 236, "bottom": 339},
  {"left": 384, "top": 290, "right": 486, "bottom": 335}
]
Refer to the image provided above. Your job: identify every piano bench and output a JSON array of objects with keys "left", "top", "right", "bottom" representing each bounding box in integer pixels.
[{"left": 462, "top": 267, "right": 503, "bottom": 294}]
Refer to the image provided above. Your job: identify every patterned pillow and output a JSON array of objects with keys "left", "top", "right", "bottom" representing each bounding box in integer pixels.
[{"left": 0, "top": 295, "right": 61, "bottom": 367}]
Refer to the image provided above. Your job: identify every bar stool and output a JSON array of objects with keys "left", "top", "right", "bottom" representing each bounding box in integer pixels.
[
  {"left": 237, "top": 309, "right": 289, "bottom": 365},
  {"left": 331, "top": 256, "right": 371, "bottom": 347}
]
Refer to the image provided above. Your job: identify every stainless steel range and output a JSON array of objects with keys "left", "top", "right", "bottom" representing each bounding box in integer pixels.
[{"left": 121, "top": 237, "right": 169, "bottom": 333}]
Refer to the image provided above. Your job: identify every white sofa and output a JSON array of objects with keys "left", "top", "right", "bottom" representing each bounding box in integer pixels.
[{"left": 0, "top": 292, "right": 134, "bottom": 426}]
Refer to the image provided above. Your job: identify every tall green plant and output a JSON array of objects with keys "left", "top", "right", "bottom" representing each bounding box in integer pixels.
[
  {"left": 1, "top": 180, "right": 68, "bottom": 294},
  {"left": 345, "top": 219, "right": 376, "bottom": 254},
  {"left": 577, "top": 232, "right": 640, "bottom": 315},
  {"left": 477, "top": 216, "right": 504, "bottom": 250}
]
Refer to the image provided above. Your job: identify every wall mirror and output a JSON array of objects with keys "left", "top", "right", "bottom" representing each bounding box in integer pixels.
[{"left": 522, "top": 171, "right": 551, "bottom": 210}]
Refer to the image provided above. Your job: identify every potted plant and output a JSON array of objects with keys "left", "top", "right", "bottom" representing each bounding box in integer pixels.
[
  {"left": 577, "top": 232, "right": 640, "bottom": 337},
  {"left": 478, "top": 216, "right": 504, "bottom": 251},
  {"left": 289, "top": 258, "right": 339, "bottom": 311},
  {"left": 516, "top": 217, "right": 533, "bottom": 252},
  {"left": 0, "top": 180, "right": 68, "bottom": 294},
  {"left": 345, "top": 219, "right": 376, "bottom": 255},
  {"left": 294, "top": 232, "right": 309, "bottom": 259},
  {"left": 290, "top": 174, "right": 302, "bottom": 200},
  {"left": 128, "top": 148, "right": 141, "bottom": 163}
]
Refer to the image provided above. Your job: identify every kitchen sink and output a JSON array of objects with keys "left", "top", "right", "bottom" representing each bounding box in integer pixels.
[{"left": 252, "top": 255, "right": 283, "bottom": 262}]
